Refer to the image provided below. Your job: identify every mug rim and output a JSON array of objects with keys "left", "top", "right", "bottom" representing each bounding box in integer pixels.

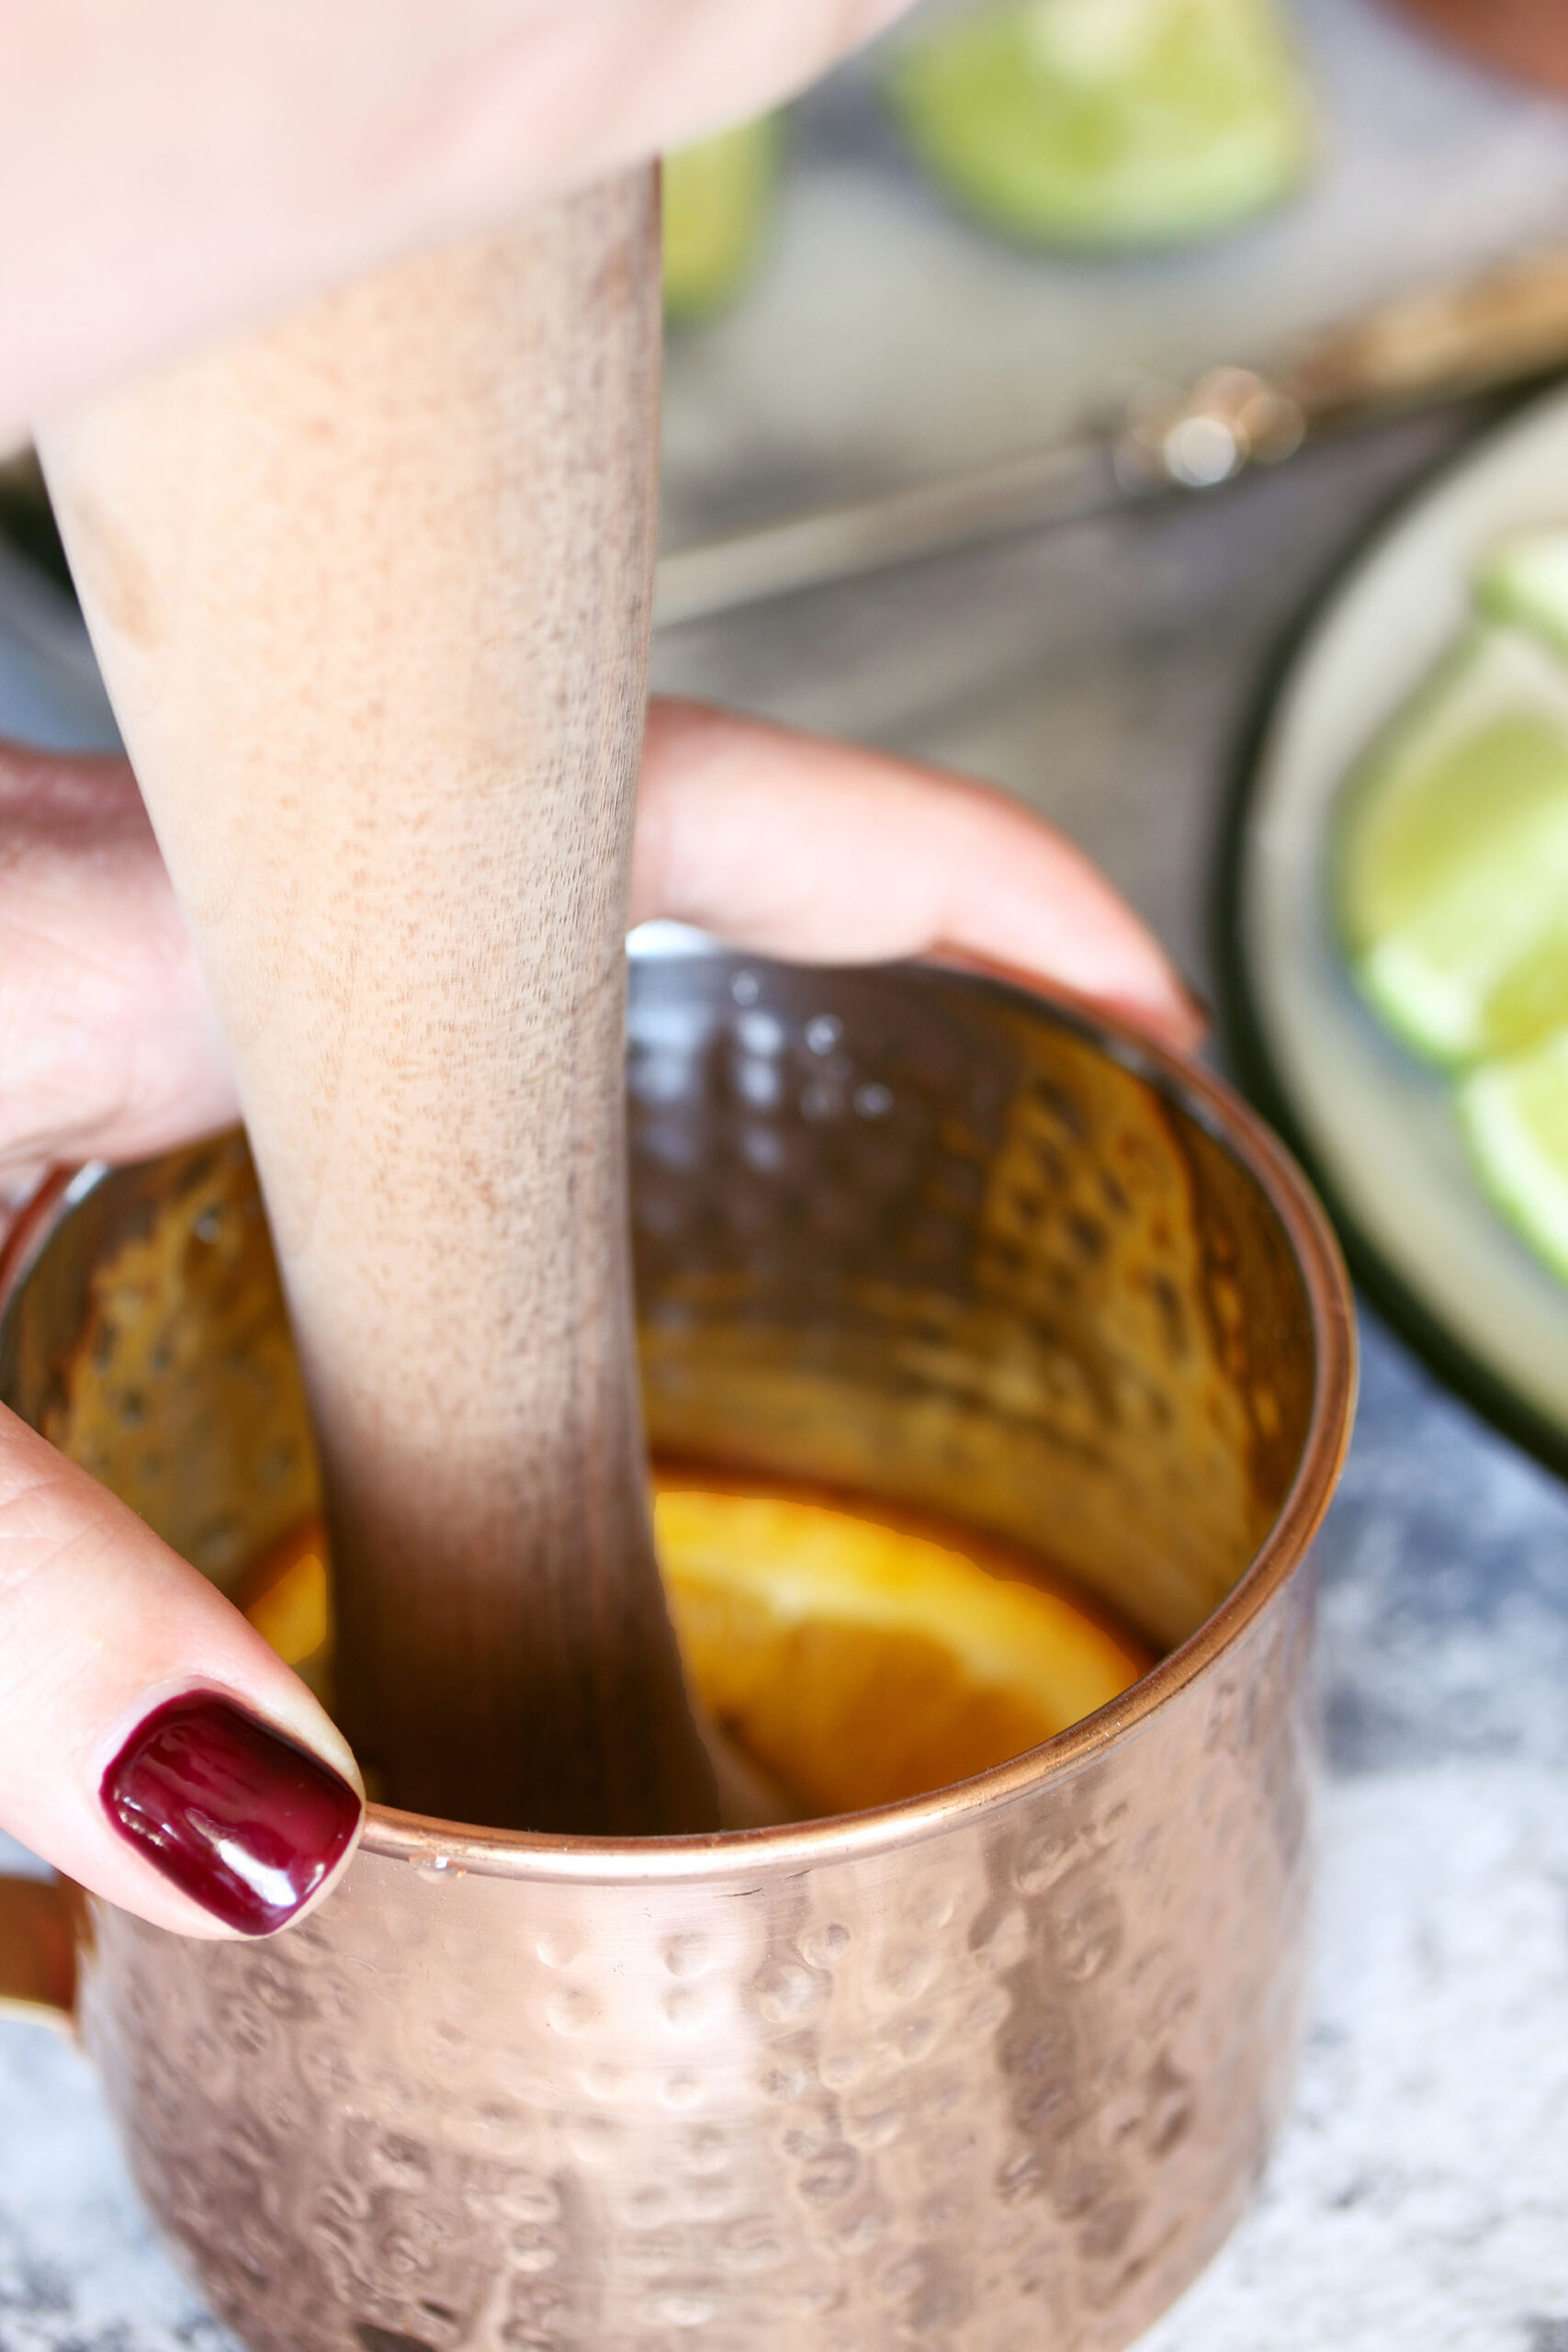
[{"left": 0, "top": 967, "right": 1356, "bottom": 1889}]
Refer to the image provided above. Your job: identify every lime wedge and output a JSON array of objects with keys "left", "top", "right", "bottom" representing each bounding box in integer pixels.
[
  {"left": 1336, "top": 627, "right": 1568, "bottom": 1065},
  {"left": 1461, "top": 1031, "right": 1568, "bottom": 1283},
  {"left": 1476, "top": 526, "right": 1568, "bottom": 661},
  {"left": 663, "top": 114, "right": 782, "bottom": 321},
  {"left": 885, "top": 0, "right": 1314, "bottom": 251}
]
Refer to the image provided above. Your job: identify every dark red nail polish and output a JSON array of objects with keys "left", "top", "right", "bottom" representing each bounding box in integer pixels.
[{"left": 101, "top": 1694, "right": 362, "bottom": 1935}]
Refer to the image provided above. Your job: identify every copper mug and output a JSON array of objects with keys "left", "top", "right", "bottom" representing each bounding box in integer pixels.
[{"left": 0, "top": 955, "right": 1353, "bottom": 2352}]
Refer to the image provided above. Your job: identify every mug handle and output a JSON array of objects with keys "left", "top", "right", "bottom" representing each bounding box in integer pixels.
[{"left": 0, "top": 1875, "right": 78, "bottom": 2028}]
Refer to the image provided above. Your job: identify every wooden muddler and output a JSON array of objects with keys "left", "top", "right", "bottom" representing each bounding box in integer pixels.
[{"left": 39, "top": 175, "right": 721, "bottom": 1836}]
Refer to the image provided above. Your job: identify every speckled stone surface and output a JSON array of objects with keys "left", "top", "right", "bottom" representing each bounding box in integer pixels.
[{"left": 5, "top": 0, "right": 1568, "bottom": 2341}]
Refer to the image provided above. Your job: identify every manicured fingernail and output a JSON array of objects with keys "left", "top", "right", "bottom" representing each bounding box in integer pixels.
[{"left": 101, "top": 1693, "right": 362, "bottom": 1935}]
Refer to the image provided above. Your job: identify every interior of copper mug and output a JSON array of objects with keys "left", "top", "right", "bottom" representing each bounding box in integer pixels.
[{"left": 0, "top": 959, "right": 1329, "bottom": 1692}]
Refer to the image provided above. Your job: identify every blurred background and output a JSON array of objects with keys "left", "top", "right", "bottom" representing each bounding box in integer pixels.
[{"left": 653, "top": 0, "right": 1568, "bottom": 985}]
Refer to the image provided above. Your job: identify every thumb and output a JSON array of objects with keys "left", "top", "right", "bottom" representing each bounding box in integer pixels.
[{"left": 0, "top": 1405, "right": 362, "bottom": 1937}]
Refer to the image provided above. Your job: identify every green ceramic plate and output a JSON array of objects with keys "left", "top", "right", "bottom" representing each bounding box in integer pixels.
[{"left": 1219, "top": 380, "right": 1568, "bottom": 1475}]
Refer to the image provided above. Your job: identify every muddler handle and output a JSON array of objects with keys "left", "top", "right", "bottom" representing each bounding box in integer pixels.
[{"left": 39, "top": 176, "right": 720, "bottom": 1837}]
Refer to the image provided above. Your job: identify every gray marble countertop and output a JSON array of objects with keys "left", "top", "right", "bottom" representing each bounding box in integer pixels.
[{"left": 5, "top": 2, "right": 1568, "bottom": 2344}]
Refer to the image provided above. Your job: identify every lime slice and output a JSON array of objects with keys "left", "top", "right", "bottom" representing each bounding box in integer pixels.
[
  {"left": 1475, "top": 526, "right": 1568, "bottom": 660},
  {"left": 662, "top": 114, "right": 782, "bottom": 321},
  {"left": 885, "top": 0, "right": 1314, "bottom": 251},
  {"left": 1336, "top": 627, "right": 1568, "bottom": 1065},
  {"left": 1461, "top": 1031, "right": 1568, "bottom": 1283}
]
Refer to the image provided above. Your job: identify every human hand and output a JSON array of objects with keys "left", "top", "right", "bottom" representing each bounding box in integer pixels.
[
  {"left": 0, "top": 701, "right": 1198, "bottom": 1936},
  {"left": 4, "top": 0, "right": 911, "bottom": 442}
]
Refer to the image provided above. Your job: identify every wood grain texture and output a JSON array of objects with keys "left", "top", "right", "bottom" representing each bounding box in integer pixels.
[{"left": 39, "top": 175, "right": 720, "bottom": 1835}]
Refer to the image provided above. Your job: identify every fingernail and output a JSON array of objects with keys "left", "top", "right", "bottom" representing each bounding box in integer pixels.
[{"left": 101, "top": 1693, "right": 362, "bottom": 1936}]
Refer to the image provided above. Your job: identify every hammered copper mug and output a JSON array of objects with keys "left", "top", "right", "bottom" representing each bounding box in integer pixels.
[{"left": 0, "top": 954, "right": 1353, "bottom": 2352}]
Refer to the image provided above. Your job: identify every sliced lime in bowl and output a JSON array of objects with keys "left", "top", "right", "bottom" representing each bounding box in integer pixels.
[
  {"left": 1476, "top": 526, "right": 1568, "bottom": 660},
  {"left": 1336, "top": 626, "right": 1568, "bottom": 1066},
  {"left": 1461, "top": 1032, "right": 1568, "bottom": 1285}
]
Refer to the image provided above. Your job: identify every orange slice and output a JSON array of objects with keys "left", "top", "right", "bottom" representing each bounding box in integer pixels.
[
  {"left": 656, "top": 1480, "right": 1149, "bottom": 1816},
  {"left": 243, "top": 1481, "right": 1151, "bottom": 1817},
  {"left": 239, "top": 1523, "right": 332, "bottom": 1671}
]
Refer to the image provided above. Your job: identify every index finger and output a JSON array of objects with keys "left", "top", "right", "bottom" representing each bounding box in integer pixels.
[{"left": 635, "top": 698, "right": 1205, "bottom": 1053}]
